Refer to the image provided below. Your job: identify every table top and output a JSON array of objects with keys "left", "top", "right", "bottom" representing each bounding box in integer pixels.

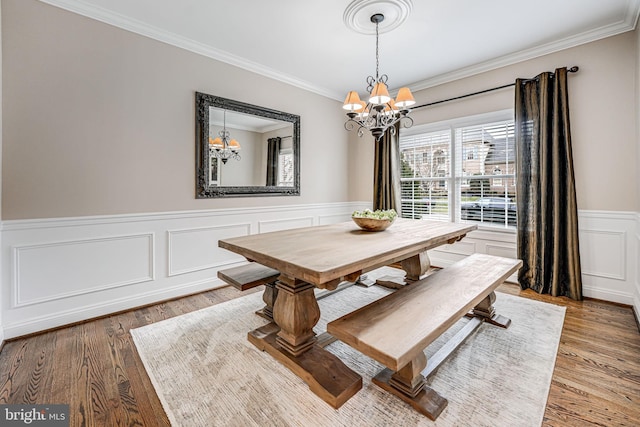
[{"left": 218, "top": 218, "right": 476, "bottom": 287}]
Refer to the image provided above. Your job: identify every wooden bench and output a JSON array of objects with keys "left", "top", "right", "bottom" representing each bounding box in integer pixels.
[
  {"left": 327, "top": 253, "right": 522, "bottom": 420},
  {"left": 218, "top": 262, "right": 280, "bottom": 319}
]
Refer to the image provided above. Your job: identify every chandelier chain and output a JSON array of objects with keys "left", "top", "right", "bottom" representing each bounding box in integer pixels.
[{"left": 375, "top": 19, "right": 379, "bottom": 80}]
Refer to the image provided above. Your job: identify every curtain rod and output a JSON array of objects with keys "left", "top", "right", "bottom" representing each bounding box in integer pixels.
[{"left": 411, "top": 66, "right": 579, "bottom": 111}]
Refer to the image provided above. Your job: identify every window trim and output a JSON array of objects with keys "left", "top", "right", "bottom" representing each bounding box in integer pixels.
[
  {"left": 401, "top": 109, "right": 513, "bottom": 137},
  {"left": 400, "top": 109, "right": 516, "bottom": 233}
]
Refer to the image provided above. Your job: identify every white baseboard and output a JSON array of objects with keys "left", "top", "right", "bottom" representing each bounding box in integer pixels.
[
  {"left": 3, "top": 277, "right": 226, "bottom": 338},
  {"left": 0, "top": 205, "right": 636, "bottom": 339}
]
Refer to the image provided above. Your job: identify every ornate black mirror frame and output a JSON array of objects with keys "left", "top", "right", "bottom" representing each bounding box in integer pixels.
[{"left": 195, "top": 92, "right": 301, "bottom": 198}]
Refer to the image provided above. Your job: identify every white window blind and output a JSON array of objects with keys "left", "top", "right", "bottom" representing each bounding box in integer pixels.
[
  {"left": 400, "top": 115, "right": 516, "bottom": 229},
  {"left": 278, "top": 149, "right": 294, "bottom": 186},
  {"left": 400, "top": 129, "right": 451, "bottom": 221}
]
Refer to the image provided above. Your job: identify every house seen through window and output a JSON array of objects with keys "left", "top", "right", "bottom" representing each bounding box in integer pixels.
[{"left": 400, "top": 112, "right": 516, "bottom": 230}]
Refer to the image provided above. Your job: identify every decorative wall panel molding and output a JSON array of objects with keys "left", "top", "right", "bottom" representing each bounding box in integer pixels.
[
  {"left": 578, "top": 229, "right": 627, "bottom": 280},
  {"left": 576, "top": 210, "right": 637, "bottom": 304},
  {"left": 0, "top": 205, "right": 636, "bottom": 338},
  {"left": 167, "top": 223, "right": 250, "bottom": 277},
  {"left": 319, "top": 212, "right": 354, "bottom": 225},
  {"left": 431, "top": 210, "right": 637, "bottom": 304},
  {"left": 485, "top": 243, "right": 517, "bottom": 259},
  {"left": 0, "top": 202, "right": 368, "bottom": 338},
  {"left": 431, "top": 240, "right": 476, "bottom": 257},
  {"left": 12, "top": 233, "right": 154, "bottom": 307},
  {"left": 258, "top": 216, "right": 314, "bottom": 233}
]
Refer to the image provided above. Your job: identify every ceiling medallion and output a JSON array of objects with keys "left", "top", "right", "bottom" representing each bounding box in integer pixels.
[{"left": 343, "top": 0, "right": 413, "bottom": 35}]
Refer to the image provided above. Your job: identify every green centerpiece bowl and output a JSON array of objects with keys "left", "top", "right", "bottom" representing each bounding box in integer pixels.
[{"left": 351, "top": 209, "right": 397, "bottom": 232}]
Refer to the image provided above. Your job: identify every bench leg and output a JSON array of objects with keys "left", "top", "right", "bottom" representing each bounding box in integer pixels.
[
  {"left": 390, "top": 352, "right": 427, "bottom": 397},
  {"left": 256, "top": 281, "right": 278, "bottom": 321},
  {"left": 467, "top": 291, "right": 511, "bottom": 328},
  {"left": 372, "top": 353, "right": 448, "bottom": 421}
]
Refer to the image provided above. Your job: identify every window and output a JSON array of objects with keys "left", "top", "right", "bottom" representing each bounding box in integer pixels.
[
  {"left": 400, "top": 112, "right": 516, "bottom": 229},
  {"left": 278, "top": 149, "right": 294, "bottom": 186},
  {"left": 493, "top": 167, "right": 503, "bottom": 187},
  {"left": 400, "top": 129, "right": 451, "bottom": 221},
  {"left": 465, "top": 147, "right": 476, "bottom": 160}
]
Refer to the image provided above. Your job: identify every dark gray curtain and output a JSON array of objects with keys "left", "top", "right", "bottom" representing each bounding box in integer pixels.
[
  {"left": 515, "top": 67, "right": 582, "bottom": 300},
  {"left": 266, "top": 137, "right": 281, "bottom": 186},
  {"left": 373, "top": 123, "right": 402, "bottom": 213}
]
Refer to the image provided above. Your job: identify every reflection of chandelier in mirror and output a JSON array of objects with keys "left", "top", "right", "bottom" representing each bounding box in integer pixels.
[
  {"left": 209, "top": 109, "right": 241, "bottom": 164},
  {"left": 343, "top": 9, "right": 415, "bottom": 141}
]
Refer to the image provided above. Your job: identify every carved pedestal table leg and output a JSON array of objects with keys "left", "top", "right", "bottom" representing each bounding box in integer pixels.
[
  {"left": 273, "top": 279, "right": 319, "bottom": 355},
  {"left": 247, "top": 274, "right": 362, "bottom": 409},
  {"left": 401, "top": 251, "right": 431, "bottom": 283},
  {"left": 373, "top": 352, "right": 448, "bottom": 420},
  {"left": 256, "top": 281, "right": 278, "bottom": 321},
  {"left": 376, "top": 251, "right": 432, "bottom": 289}
]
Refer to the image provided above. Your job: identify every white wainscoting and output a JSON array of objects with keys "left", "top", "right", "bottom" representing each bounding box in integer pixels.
[
  {"left": 429, "top": 210, "right": 638, "bottom": 305},
  {"left": 634, "top": 213, "right": 640, "bottom": 325},
  {"left": 0, "top": 205, "right": 637, "bottom": 339},
  {"left": 0, "top": 227, "right": 3, "bottom": 348},
  {"left": 428, "top": 228, "right": 518, "bottom": 282},
  {"left": 0, "top": 202, "right": 367, "bottom": 339},
  {"left": 578, "top": 211, "right": 638, "bottom": 304}
]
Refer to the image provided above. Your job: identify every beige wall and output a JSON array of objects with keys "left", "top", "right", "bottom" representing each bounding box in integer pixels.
[
  {"left": 636, "top": 25, "right": 640, "bottom": 213},
  {"left": 346, "top": 123, "right": 375, "bottom": 203},
  {"left": 3, "top": 0, "right": 638, "bottom": 219},
  {"left": 1, "top": 0, "right": 349, "bottom": 220},
  {"left": 351, "top": 31, "right": 639, "bottom": 212}
]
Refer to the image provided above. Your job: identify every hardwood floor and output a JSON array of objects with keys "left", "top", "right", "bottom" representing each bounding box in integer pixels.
[{"left": 0, "top": 283, "right": 639, "bottom": 426}]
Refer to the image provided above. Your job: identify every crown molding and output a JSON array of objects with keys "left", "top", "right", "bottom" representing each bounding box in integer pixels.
[
  {"left": 38, "top": 0, "right": 344, "bottom": 101},
  {"left": 39, "top": 0, "right": 640, "bottom": 101},
  {"left": 408, "top": 1, "right": 640, "bottom": 92}
]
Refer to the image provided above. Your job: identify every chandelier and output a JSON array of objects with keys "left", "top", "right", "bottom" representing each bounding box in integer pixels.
[
  {"left": 209, "top": 109, "right": 241, "bottom": 164},
  {"left": 343, "top": 13, "right": 415, "bottom": 141}
]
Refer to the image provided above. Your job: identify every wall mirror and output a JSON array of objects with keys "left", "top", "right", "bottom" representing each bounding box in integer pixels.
[{"left": 196, "top": 92, "right": 300, "bottom": 198}]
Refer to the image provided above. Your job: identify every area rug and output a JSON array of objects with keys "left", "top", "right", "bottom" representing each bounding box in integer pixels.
[{"left": 131, "top": 285, "right": 565, "bottom": 427}]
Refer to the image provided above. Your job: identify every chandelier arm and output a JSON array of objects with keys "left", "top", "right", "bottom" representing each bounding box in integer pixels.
[
  {"left": 366, "top": 75, "right": 376, "bottom": 93},
  {"left": 401, "top": 116, "right": 414, "bottom": 129},
  {"left": 345, "top": 119, "right": 361, "bottom": 131}
]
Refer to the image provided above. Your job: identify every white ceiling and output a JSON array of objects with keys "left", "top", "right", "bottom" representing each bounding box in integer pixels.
[{"left": 41, "top": 0, "right": 640, "bottom": 101}]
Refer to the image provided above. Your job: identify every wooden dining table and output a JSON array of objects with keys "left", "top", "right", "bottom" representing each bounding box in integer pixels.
[{"left": 218, "top": 218, "right": 477, "bottom": 408}]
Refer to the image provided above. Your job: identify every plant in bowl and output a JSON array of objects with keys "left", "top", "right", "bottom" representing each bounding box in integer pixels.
[{"left": 351, "top": 209, "right": 398, "bottom": 231}]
